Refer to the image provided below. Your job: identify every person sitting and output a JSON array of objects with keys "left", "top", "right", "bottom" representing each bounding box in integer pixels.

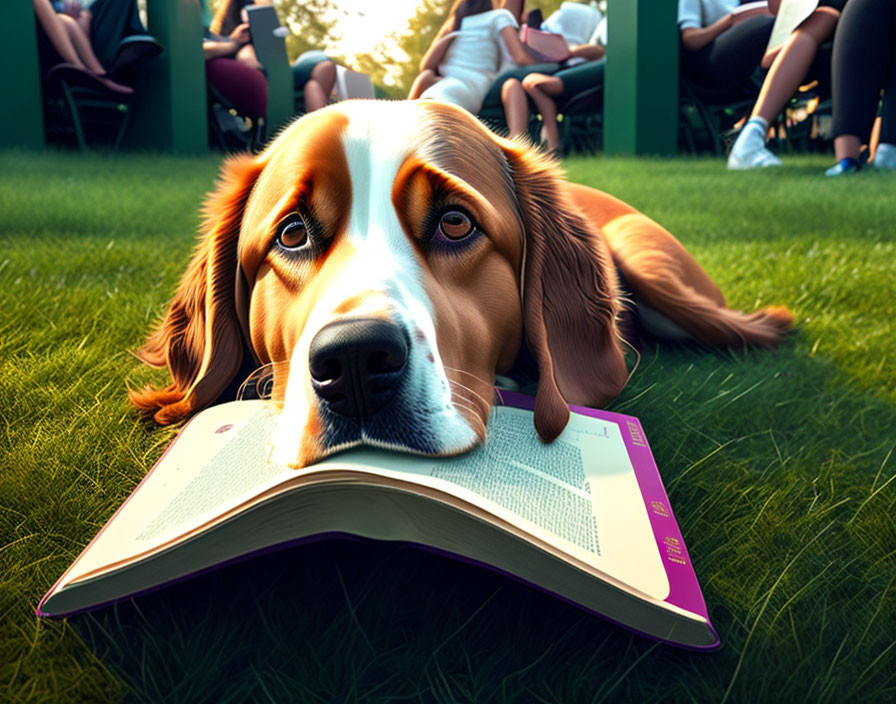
[
  {"left": 210, "top": 0, "right": 336, "bottom": 114},
  {"left": 825, "top": 0, "right": 896, "bottom": 174},
  {"left": 203, "top": 38, "right": 269, "bottom": 128},
  {"left": 291, "top": 49, "right": 337, "bottom": 114},
  {"left": 678, "top": 0, "right": 775, "bottom": 96},
  {"left": 33, "top": 0, "right": 133, "bottom": 94},
  {"left": 410, "top": 0, "right": 535, "bottom": 116},
  {"left": 201, "top": 0, "right": 268, "bottom": 128},
  {"left": 81, "top": 0, "right": 162, "bottom": 79},
  {"left": 209, "top": 0, "right": 266, "bottom": 71},
  {"left": 506, "top": 1, "right": 607, "bottom": 152},
  {"left": 728, "top": 0, "right": 847, "bottom": 170}
]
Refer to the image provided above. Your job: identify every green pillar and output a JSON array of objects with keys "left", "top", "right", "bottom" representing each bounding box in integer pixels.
[
  {"left": 2, "top": 1, "right": 45, "bottom": 148},
  {"left": 604, "top": 0, "right": 679, "bottom": 155},
  {"left": 125, "top": 0, "right": 207, "bottom": 152},
  {"left": 264, "top": 55, "right": 294, "bottom": 137}
]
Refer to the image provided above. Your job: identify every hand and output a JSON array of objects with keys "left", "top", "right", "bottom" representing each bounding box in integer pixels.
[{"left": 229, "top": 23, "right": 251, "bottom": 45}]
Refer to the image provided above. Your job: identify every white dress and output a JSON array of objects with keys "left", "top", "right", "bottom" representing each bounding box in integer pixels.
[{"left": 421, "top": 8, "right": 519, "bottom": 114}]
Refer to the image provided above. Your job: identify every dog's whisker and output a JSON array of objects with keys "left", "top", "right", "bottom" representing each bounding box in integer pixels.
[
  {"left": 450, "top": 398, "right": 488, "bottom": 438},
  {"left": 446, "top": 386, "right": 489, "bottom": 422},
  {"left": 449, "top": 394, "right": 492, "bottom": 441},
  {"left": 446, "top": 380, "right": 490, "bottom": 411},
  {"left": 442, "top": 365, "right": 493, "bottom": 390},
  {"left": 443, "top": 372, "right": 493, "bottom": 408},
  {"left": 618, "top": 335, "right": 642, "bottom": 386},
  {"left": 447, "top": 390, "right": 481, "bottom": 417},
  {"left": 445, "top": 378, "right": 492, "bottom": 414}
]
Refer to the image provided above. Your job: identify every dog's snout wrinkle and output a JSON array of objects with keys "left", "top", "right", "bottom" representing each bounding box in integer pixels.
[{"left": 309, "top": 318, "right": 409, "bottom": 417}]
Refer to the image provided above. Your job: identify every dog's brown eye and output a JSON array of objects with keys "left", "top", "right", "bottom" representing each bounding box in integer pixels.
[
  {"left": 277, "top": 215, "right": 307, "bottom": 249},
  {"left": 439, "top": 210, "right": 474, "bottom": 240}
]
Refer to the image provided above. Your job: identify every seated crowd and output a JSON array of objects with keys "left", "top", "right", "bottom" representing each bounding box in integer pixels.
[{"left": 33, "top": 0, "right": 896, "bottom": 174}]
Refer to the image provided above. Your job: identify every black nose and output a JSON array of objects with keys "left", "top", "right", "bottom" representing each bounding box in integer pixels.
[{"left": 308, "top": 318, "right": 409, "bottom": 417}]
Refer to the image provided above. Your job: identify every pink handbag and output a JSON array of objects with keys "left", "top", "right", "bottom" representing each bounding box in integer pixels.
[{"left": 519, "top": 25, "right": 571, "bottom": 63}]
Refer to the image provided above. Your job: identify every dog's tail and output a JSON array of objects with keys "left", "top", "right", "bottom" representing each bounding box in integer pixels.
[{"left": 604, "top": 213, "right": 794, "bottom": 349}]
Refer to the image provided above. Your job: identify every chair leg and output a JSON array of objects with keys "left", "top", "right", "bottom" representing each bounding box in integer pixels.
[
  {"left": 680, "top": 104, "right": 697, "bottom": 154},
  {"left": 113, "top": 105, "right": 131, "bottom": 151},
  {"left": 59, "top": 81, "right": 88, "bottom": 152}
]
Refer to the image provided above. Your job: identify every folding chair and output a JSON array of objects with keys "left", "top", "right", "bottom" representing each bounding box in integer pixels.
[{"left": 42, "top": 64, "right": 133, "bottom": 151}]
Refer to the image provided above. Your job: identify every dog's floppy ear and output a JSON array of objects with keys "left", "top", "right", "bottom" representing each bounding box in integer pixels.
[
  {"left": 504, "top": 145, "right": 628, "bottom": 442},
  {"left": 130, "top": 154, "right": 264, "bottom": 424}
]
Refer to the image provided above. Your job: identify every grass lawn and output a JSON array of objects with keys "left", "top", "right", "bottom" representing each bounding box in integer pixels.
[{"left": 1, "top": 149, "right": 894, "bottom": 703}]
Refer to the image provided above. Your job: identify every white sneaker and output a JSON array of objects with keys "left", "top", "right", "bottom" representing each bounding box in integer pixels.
[
  {"left": 727, "top": 124, "right": 782, "bottom": 170},
  {"left": 872, "top": 142, "right": 896, "bottom": 170}
]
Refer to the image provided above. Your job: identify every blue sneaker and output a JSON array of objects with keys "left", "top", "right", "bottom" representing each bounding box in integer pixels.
[{"left": 825, "top": 157, "right": 860, "bottom": 176}]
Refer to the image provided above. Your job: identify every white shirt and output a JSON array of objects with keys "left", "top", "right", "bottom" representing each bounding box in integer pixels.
[
  {"left": 438, "top": 9, "right": 518, "bottom": 81},
  {"left": 422, "top": 9, "right": 518, "bottom": 113},
  {"left": 542, "top": 1, "right": 603, "bottom": 46},
  {"left": 590, "top": 16, "right": 608, "bottom": 47},
  {"left": 677, "top": 0, "right": 739, "bottom": 30}
]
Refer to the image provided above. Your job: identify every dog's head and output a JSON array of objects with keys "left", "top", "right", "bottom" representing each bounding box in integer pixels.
[{"left": 131, "top": 100, "right": 627, "bottom": 467}]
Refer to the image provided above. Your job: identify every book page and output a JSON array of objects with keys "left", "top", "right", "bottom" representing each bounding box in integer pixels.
[
  {"left": 62, "top": 401, "right": 667, "bottom": 601},
  {"left": 318, "top": 406, "right": 669, "bottom": 600},
  {"left": 61, "top": 402, "right": 292, "bottom": 583},
  {"left": 767, "top": 0, "right": 819, "bottom": 52}
]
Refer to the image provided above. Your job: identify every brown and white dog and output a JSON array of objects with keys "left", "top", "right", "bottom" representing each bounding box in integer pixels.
[{"left": 131, "top": 100, "right": 793, "bottom": 468}]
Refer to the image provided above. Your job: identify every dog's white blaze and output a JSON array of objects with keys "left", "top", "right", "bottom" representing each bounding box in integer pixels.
[{"left": 272, "top": 102, "right": 479, "bottom": 466}]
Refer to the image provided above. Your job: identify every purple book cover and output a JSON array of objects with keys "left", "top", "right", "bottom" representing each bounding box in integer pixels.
[{"left": 500, "top": 391, "right": 719, "bottom": 649}]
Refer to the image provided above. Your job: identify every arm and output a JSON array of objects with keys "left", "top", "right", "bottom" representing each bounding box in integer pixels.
[
  {"left": 202, "top": 23, "right": 250, "bottom": 61},
  {"left": 420, "top": 33, "right": 456, "bottom": 72},
  {"left": 680, "top": 14, "right": 733, "bottom": 52},
  {"left": 568, "top": 44, "right": 605, "bottom": 61},
  {"left": 202, "top": 38, "right": 240, "bottom": 60},
  {"left": 500, "top": 25, "right": 536, "bottom": 66}
]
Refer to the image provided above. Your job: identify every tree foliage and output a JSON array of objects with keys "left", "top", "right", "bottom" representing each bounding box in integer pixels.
[
  {"left": 273, "top": 0, "right": 343, "bottom": 62},
  {"left": 352, "top": 0, "right": 453, "bottom": 99}
]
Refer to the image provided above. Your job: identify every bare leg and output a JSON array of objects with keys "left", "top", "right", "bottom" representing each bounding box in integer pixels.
[
  {"left": 752, "top": 8, "right": 840, "bottom": 123},
  {"left": 76, "top": 8, "right": 91, "bottom": 37},
  {"left": 869, "top": 116, "right": 882, "bottom": 161},
  {"left": 303, "top": 80, "right": 327, "bottom": 112},
  {"left": 303, "top": 61, "right": 337, "bottom": 112},
  {"left": 33, "top": 0, "right": 133, "bottom": 93},
  {"left": 314, "top": 60, "right": 336, "bottom": 99},
  {"left": 833, "top": 134, "right": 861, "bottom": 161},
  {"left": 58, "top": 13, "right": 104, "bottom": 74},
  {"left": 522, "top": 73, "right": 564, "bottom": 152},
  {"left": 33, "top": 0, "right": 87, "bottom": 68},
  {"left": 501, "top": 78, "right": 529, "bottom": 138},
  {"left": 409, "top": 69, "right": 441, "bottom": 99}
]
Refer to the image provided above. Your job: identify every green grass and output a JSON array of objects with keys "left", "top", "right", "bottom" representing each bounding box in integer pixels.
[{"left": 1, "top": 149, "right": 894, "bottom": 703}]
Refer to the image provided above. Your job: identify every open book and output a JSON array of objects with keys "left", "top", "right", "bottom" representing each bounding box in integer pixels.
[
  {"left": 39, "top": 392, "right": 719, "bottom": 649},
  {"left": 766, "top": 0, "right": 820, "bottom": 54}
]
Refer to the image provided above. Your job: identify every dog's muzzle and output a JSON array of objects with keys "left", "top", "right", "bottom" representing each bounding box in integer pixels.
[{"left": 308, "top": 318, "right": 409, "bottom": 417}]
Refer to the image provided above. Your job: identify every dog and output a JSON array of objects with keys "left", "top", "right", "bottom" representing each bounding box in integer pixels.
[{"left": 130, "top": 99, "right": 793, "bottom": 468}]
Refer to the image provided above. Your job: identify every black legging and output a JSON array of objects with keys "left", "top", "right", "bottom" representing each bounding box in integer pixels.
[
  {"left": 680, "top": 15, "right": 775, "bottom": 94},
  {"left": 831, "top": 0, "right": 896, "bottom": 144}
]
